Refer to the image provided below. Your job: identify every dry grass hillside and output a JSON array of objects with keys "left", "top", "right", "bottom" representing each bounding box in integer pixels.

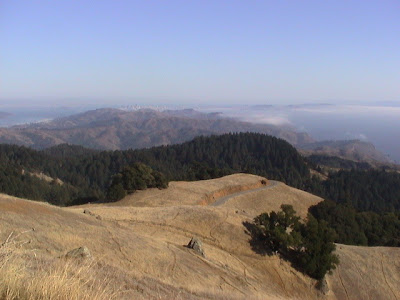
[
  {"left": 112, "top": 174, "right": 267, "bottom": 207},
  {"left": 0, "top": 174, "right": 399, "bottom": 299}
]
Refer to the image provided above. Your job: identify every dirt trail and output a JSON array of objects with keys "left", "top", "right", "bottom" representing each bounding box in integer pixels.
[{"left": 210, "top": 180, "right": 279, "bottom": 206}]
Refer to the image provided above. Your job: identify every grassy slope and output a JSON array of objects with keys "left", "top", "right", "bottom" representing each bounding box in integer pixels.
[{"left": 0, "top": 174, "right": 399, "bottom": 299}]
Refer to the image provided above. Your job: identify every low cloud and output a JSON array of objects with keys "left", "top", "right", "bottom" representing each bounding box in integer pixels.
[
  {"left": 202, "top": 107, "right": 292, "bottom": 126},
  {"left": 345, "top": 132, "right": 368, "bottom": 141},
  {"left": 249, "top": 115, "right": 292, "bottom": 126},
  {"left": 358, "top": 133, "right": 368, "bottom": 140},
  {"left": 294, "top": 104, "right": 400, "bottom": 116}
]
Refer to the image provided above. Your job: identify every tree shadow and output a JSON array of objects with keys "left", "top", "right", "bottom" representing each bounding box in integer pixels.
[
  {"left": 242, "top": 221, "right": 274, "bottom": 256},
  {"left": 68, "top": 196, "right": 100, "bottom": 206},
  {"left": 243, "top": 220, "right": 305, "bottom": 275}
]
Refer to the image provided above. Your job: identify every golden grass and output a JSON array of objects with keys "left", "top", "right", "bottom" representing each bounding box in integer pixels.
[
  {"left": 220, "top": 181, "right": 322, "bottom": 219},
  {"left": 2, "top": 174, "right": 400, "bottom": 300},
  {"left": 0, "top": 232, "right": 117, "bottom": 300},
  {"left": 110, "top": 173, "right": 266, "bottom": 207}
]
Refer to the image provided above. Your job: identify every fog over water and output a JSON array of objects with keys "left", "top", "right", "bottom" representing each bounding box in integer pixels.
[
  {"left": 199, "top": 104, "right": 400, "bottom": 163},
  {"left": 0, "top": 106, "right": 94, "bottom": 127}
]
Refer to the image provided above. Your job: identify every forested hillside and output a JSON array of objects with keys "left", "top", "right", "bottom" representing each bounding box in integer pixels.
[
  {"left": 0, "top": 133, "right": 310, "bottom": 205},
  {"left": 307, "top": 154, "right": 373, "bottom": 170},
  {"left": 309, "top": 170, "right": 400, "bottom": 246},
  {"left": 1, "top": 133, "right": 400, "bottom": 247}
]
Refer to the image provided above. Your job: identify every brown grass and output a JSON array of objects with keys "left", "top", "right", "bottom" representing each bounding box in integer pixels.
[
  {"left": 109, "top": 173, "right": 267, "bottom": 207},
  {"left": 0, "top": 232, "right": 117, "bottom": 300},
  {"left": 1, "top": 174, "right": 400, "bottom": 300},
  {"left": 219, "top": 181, "right": 322, "bottom": 219}
]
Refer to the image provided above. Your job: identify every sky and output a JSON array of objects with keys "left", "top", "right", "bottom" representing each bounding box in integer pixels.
[{"left": 1, "top": 0, "right": 399, "bottom": 106}]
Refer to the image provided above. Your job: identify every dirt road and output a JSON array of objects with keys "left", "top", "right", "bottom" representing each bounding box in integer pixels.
[{"left": 210, "top": 180, "right": 280, "bottom": 207}]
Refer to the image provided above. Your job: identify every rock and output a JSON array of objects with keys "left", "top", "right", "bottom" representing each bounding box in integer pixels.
[
  {"left": 84, "top": 209, "right": 101, "bottom": 220},
  {"left": 83, "top": 209, "right": 93, "bottom": 215},
  {"left": 187, "top": 237, "right": 205, "bottom": 257},
  {"left": 316, "top": 277, "right": 329, "bottom": 295},
  {"left": 64, "top": 246, "right": 92, "bottom": 260}
]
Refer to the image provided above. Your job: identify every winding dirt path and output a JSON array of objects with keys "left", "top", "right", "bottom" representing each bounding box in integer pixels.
[{"left": 210, "top": 180, "right": 279, "bottom": 207}]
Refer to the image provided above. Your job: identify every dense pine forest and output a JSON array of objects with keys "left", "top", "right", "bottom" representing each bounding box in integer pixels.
[
  {"left": 0, "top": 133, "right": 310, "bottom": 205},
  {"left": 1, "top": 132, "right": 400, "bottom": 246},
  {"left": 309, "top": 170, "right": 400, "bottom": 246},
  {"left": 307, "top": 154, "right": 373, "bottom": 171}
]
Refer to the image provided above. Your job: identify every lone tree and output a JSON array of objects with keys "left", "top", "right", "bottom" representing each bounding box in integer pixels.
[
  {"left": 253, "top": 204, "right": 339, "bottom": 280},
  {"left": 254, "top": 204, "right": 302, "bottom": 252}
]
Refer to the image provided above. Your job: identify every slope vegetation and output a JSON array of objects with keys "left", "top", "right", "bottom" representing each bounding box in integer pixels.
[{"left": 0, "top": 133, "right": 311, "bottom": 205}]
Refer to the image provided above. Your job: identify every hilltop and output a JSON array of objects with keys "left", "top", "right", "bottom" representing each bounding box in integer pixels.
[{"left": 1, "top": 174, "right": 399, "bottom": 299}]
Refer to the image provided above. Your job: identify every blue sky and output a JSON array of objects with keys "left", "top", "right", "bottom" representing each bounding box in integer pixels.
[{"left": 1, "top": 0, "right": 399, "bottom": 105}]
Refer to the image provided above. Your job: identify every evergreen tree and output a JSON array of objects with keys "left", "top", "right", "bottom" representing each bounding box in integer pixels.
[
  {"left": 253, "top": 206, "right": 339, "bottom": 280},
  {"left": 107, "top": 183, "right": 127, "bottom": 201},
  {"left": 298, "top": 215, "right": 339, "bottom": 280},
  {"left": 254, "top": 205, "right": 302, "bottom": 252}
]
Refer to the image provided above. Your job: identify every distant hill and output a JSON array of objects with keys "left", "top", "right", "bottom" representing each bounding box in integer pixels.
[
  {"left": 299, "top": 139, "right": 392, "bottom": 164},
  {"left": 0, "top": 107, "right": 392, "bottom": 165},
  {"left": 0, "top": 108, "right": 313, "bottom": 150}
]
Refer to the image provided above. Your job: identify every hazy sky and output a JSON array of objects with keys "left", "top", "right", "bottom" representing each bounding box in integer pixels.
[{"left": 1, "top": 0, "right": 399, "bottom": 105}]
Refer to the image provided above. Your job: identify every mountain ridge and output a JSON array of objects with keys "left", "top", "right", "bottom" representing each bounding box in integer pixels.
[
  {"left": 300, "top": 139, "right": 392, "bottom": 164},
  {"left": 0, "top": 108, "right": 314, "bottom": 150},
  {"left": 0, "top": 107, "right": 392, "bottom": 165}
]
